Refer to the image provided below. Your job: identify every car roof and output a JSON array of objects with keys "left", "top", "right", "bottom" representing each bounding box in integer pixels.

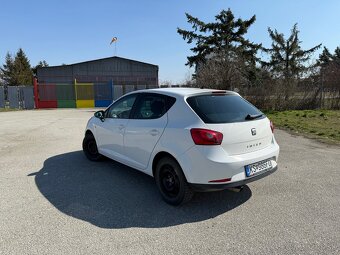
[{"left": 132, "top": 87, "right": 238, "bottom": 98}]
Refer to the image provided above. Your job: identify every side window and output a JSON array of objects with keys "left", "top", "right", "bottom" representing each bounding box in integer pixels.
[
  {"left": 106, "top": 94, "right": 137, "bottom": 119},
  {"left": 132, "top": 94, "right": 176, "bottom": 119}
]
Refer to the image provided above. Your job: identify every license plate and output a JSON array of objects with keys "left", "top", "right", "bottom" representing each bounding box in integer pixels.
[{"left": 245, "top": 159, "right": 272, "bottom": 177}]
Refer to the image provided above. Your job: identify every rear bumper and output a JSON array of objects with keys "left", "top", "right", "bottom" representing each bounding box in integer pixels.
[
  {"left": 189, "top": 165, "right": 278, "bottom": 192},
  {"left": 177, "top": 138, "right": 280, "bottom": 184}
]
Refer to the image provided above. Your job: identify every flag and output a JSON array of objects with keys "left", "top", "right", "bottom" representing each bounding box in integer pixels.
[{"left": 110, "top": 37, "right": 118, "bottom": 45}]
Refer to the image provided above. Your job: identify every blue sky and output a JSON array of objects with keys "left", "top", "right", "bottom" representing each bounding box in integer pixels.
[{"left": 1, "top": 0, "right": 339, "bottom": 83}]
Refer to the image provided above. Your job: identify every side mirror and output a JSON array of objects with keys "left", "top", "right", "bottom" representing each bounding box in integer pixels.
[{"left": 94, "top": 110, "right": 105, "bottom": 122}]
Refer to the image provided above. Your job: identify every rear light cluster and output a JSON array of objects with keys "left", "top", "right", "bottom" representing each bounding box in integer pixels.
[
  {"left": 190, "top": 128, "right": 223, "bottom": 145},
  {"left": 270, "top": 120, "right": 274, "bottom": 133}
]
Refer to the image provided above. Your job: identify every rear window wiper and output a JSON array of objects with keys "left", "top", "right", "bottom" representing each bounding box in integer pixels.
[{"left": 245, "top": 113, "right": 263, "bottom": 120}]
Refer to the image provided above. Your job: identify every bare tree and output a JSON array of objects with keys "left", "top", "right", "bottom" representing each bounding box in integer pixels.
[
  {"left": 195, "top": 49, "right": 250, "bottom": 90},
  {"left": 159, "top": 80, "right": 173, "bottom": 87}
]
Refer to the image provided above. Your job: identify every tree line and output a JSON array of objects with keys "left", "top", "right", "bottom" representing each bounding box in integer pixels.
[
  {"left": 0, "top": 48, "right": 48, "bottom": 86},
  {"left": 177, "top": 9, "right": 340, "bottom": 109}
]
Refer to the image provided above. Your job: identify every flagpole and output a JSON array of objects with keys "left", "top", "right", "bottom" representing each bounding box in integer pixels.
[
  {"left": 114, "top": 41, "right": 117, "bottom": 56},
  {"left": 110, "top": 37, "right": 118, "bottom": 56}
]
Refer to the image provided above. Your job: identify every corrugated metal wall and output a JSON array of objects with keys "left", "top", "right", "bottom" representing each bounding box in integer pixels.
[{"left": 37, "top": 56, "right": 158, "bottom": 86}]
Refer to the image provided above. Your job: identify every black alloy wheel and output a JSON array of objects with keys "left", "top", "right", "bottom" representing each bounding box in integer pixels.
[
  {"left": 155, "top": 157, "right": 194, "bottom": 205},
  {"left": 82, "top": 133, "right": 103, "bottom": 161},
  {"left": 159, "top": 165, "right": 181, "bottom": 198}
]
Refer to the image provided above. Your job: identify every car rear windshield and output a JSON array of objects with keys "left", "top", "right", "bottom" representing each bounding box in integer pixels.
[{"left": 186, "top": 94, "right": 264, "bottom": 123}]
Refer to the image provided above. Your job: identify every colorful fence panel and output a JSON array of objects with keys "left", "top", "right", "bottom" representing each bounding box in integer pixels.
[
  {"left": 38, "top": 83, "right": 57, "bottom": 108},
  {"left": 34, "top": 78, "right": 156, "bottom": 109},
  {"left": 94, "top": 82, "right": 113, "bottom": 107},
  {"left": 75, "top": 82, "right": 94, "bottom": 108},
  {"left": 56, "top": 83, "right": 76, "bottom": 108},
  {"left": 0, "top": 87, "right": 4, "bottom": 108}
]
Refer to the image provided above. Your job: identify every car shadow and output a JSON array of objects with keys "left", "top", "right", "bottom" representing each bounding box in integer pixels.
[{"left": 29, "top": 151, "right": 252, "bottom": 229}]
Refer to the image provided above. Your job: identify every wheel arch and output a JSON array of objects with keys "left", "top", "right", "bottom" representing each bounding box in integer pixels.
[{"left": 152, "top": 151, "right": 189, "bottom": 181}]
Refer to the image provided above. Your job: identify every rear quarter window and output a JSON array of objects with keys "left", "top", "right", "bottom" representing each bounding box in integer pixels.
[{"left": 186, "top": 94, "right": 264, "bottom": 123}]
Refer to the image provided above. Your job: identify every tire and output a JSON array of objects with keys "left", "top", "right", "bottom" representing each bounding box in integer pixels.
[
  {"left": 82, "top": 133, "right": 103, "bottom": 161},
  {"left": 155, "top": 157, "right": 194, "bottom": 205}
]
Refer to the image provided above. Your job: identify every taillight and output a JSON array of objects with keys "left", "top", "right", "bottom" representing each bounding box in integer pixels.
[
  {"left": 270, "top": 120, "right": 274, "bottom": 133},
  {"left": 190, "top": 128, "right": 223, "bottom": 145}
]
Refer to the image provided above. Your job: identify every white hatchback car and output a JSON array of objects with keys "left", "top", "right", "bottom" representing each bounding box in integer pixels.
[{"left": 83, "top": 88, "right": 279, "bottom": 205}]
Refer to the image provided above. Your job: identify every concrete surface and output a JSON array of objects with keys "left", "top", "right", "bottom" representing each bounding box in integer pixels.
[{"left": 0, "top": 109, "right": 339, "bottom": 255}]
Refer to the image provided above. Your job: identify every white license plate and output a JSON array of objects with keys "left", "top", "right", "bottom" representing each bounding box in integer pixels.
[{"left": 245, "top": 159, "right": 272, "bottom": 177}]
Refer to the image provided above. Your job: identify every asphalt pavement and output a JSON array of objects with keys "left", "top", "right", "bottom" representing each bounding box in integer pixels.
[{"left": 0, "top": 109, "right": 339, "bottom": 255}]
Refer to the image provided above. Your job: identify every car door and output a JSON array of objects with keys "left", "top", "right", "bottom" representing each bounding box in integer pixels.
[
  {"left": 95, "top": 93, "right": 137, "bottom": 161},
  {"left": 124, "top": 93, "right": 174, "bottom": 170}
]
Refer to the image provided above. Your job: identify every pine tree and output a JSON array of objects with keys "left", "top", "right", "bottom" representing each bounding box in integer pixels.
[
  {"left": 0, "top": 52, "right": 15, "bottom": 86},
  {"left": 318, "top": 46, "right": 340, "bottom": 96},
  {"left": 13, "top": 48, "right": 33, "bottom": 85},
  {"left": 32, "top": 60, "right": 49, "bottom": 76},
  {"left": 177, "top": 9, "right": 261, "bottom": 67},
  {"left": 263, "top": 24, "right": 321, "bottom": 79},
  {"left": 318, "top": 47, "right": 333, "bottom": 66},
  {"left": 177, "top": 9, "right": 261, "bottom": 89},
  {"left": 332, "top": 47, "right": 340, "bottom": 65},
  {"left": 318, "top": 46, "right": 340, "bottom": 67}
]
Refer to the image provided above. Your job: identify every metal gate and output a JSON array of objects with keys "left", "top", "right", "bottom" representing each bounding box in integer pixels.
[
  {"left": 125, "top": 85, "right": 135, "bottom": 94},
  {"left": 75, "top": 82, "right": 94, "bottom": 108},
  {"left": 8, "top": 86, "right": 19, "bottom": 108},
  {"left": 113, "top": 85, "right": 123, "bottom": 100},
  {"left": 94, "top": 82, "right": 113, "bottom": 107},
  {"left": 19, "top": 86, "right": 35, "bottom": 109},
  {"left": 38, "top": 83, "right": 57, "bottom": 108},
  {"left": 56, "top": 84, "right": 76, "bottom": 108}
]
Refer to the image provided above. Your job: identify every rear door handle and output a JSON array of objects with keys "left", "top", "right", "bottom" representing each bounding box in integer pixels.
[{"left": 149, "top": 129, "right": 159, "bottom": 136}]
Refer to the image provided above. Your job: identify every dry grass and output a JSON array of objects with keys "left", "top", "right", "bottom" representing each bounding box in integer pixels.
[{"left": 266, "top": 110, "right": 340, "bottom": 144}]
